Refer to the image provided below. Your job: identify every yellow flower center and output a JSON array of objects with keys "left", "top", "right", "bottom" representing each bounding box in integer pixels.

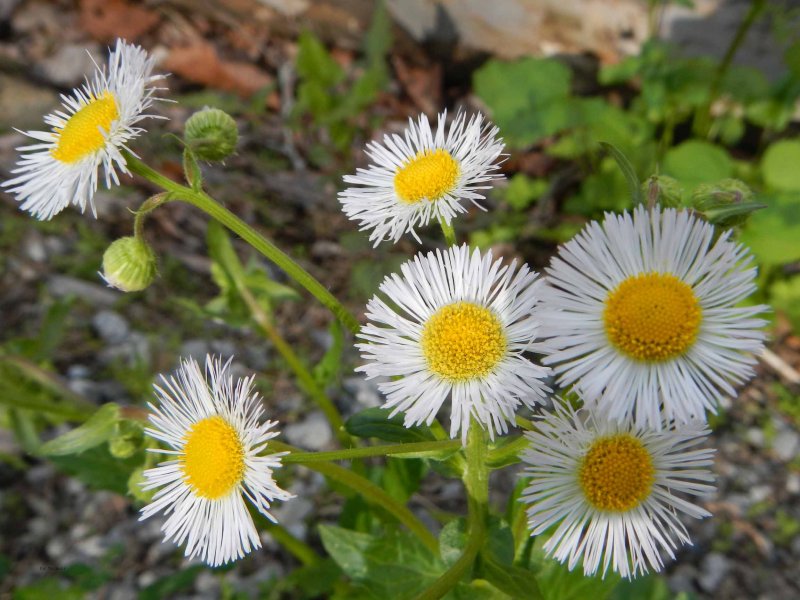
[
  {"left": 51, "top": 91, "right": 119, "bottom": 163},
  {"left": 181, "top": 415, "right": 246, "bottom": 500},
  {"left": 394, "top": 149, "right": 460, "bottom": 204},
  {"left": 421, "top": 301, "right": 506, "bottom": 381},
  {"left": 603, "top": 272, "right": 701, "bottom": 362},
  {"left": 579, "top": 434, "right": 655, "bottom": 512}
]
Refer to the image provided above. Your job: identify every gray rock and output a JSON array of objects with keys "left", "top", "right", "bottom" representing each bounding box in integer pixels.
[
  {"left": 48, "top": 275, "right": 119, "bottom": 306},
  {"left": 0, "top": 74, "right": 58, "bottom": 131},
  {"left": 343, "top": 376, "right": 382, "bottom": 409},
  {"left": 180, "top": 340, "right": 210, "bottom": 362},
  {"left": 773, "top": 429, "right": 800, "bottom": 462},
  {"left": 284, "top": 411, "right": 333, "bottom": 451},
  {"left": 698, "top": 552, "right": 731, "bottom": 593},
  {"left": 271, "top": 496, "right": 313, "bottom": 541},
  {"left": 745, "top": 427, "right": 765, "bottom": 448},
  {"left": 37, "top": 43, "right": 102, "bottom": 88},
  {"left": 0, "top": 0, "right": 20, "bottom": 19},
  {"left": 668, "top": 564, "right": 698, "bottom": 594},
  {"left": 100, "top": 331, "right": 151, "bottom": 366},
  {"left": 749, "top": 485, "right": 772, "bottom": 505},
  {"left": 67, "top": 364, "right": 92, "bottom": 380},
  {"left": 787, "top": 473, "right": 800, "bottom": 495},
  {"left": 92, "top": 310, "right": 130, "bottom": 344}
]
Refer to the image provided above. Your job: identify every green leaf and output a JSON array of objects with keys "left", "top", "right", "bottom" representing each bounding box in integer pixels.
[
  {"left": 182, "top": 147, "right": 203, "bottom": 191},
  {"left": 363, "top": 0, "right": 391, "bottom": 86},
  {"left": 599, "top": 142, "right": 644, "bottom": 206},
  {"left": 530, "top": 551, "right": 620, "bottom": 600},
  {"left": 345, "top": 408, "right": 436, "bottom": 443},
  {"left": 608, "top": 574, "right": 672, "bottom": 600},
  {"left": 282, "top": 558, "right": 343, "bottom": 599},
  {"left": 138, "top": 565, "right": 204, "bottom": 600},
  {"left": 39, "top": 403, "right": 120, "bottom": 456},
  {"left": 480, "top": 554, "right": 543, "bottom": 600},
  {"left": 439, "top": 518, "right": 467, "bottom": 568},
  {"left": 663, "top": 141, "right": 733, "bottom": 188},
  {"left": 319, "top": 525, "right": 444, "bottom": 599},
  {"left": 474, "top": 58, "right": 572, "bottom": 148},
  {"left": 761, "top": 140, "right": 800, "bottom": 191},
  {"left": 770, "top": 274, "right": 800, "bottom": 333},
  {"left": 740, "top": 192, "right": 800, "bottom": 265},
  {"left": 50, "top": 445, "right": 145, "bottom": 494},
  {"left": 503, "top": 175, "right": 547, "bottom": 210},
  {"left": 312, "top": 320, "right": 344, "bottom": 388},
  {"left": 382, "top": 457, "right": 426, "bottom": 502},
  {"left": 296, "top": 31, "right": 344, "bottom": 88}
]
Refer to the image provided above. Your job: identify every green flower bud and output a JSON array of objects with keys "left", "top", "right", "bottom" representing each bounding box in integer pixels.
[
  {"left": 184, "top": 107, "right": 238, "bottom": 161},
  {"left": 691, "top": 178, "right": 764, "bottom": 227},
  {"left": 641, "top": 175, "right": 685, "bottom": 209},
  {"left": 102, "top": 236, "right": 157, "bottom": 293},
  {"left": 128, "top": 466, "right": 155, "bottom": 503},
  {"left": 108, "top": 420, "right": 144, "bottom": 459}
]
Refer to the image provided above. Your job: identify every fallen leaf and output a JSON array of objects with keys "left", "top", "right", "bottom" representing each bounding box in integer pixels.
[
  {"left": 392, "top": 56, "right": 440, "bottom": 116},
  {"left": 80, "top": 0, "right": 161, "bottom": 42},
  {"left": 164, "top": 40, "right": 274, "bottom": 98}
]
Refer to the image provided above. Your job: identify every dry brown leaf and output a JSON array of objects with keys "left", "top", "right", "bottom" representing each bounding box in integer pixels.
[
  {"left": 164, "top": 40, "right": 273, "bottom": 98},
  {"left": 391, "top": 56, "right": 441, "bottom": 116},
  {"left": 80, "top": 0, "right": 161, "bottom": 42}
]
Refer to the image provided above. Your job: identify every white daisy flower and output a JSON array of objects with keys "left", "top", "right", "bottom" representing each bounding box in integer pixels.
[
  {"left": 357, "top": 243, "right": 550, "bottom": 441},
  {"left": 520, "top": 402, "right": 715, "bottom": 579},
  {"left": 2, "top": 38, "right": 164, "bottom": 220},
  {"left": 339, "top": 110, "right": 504, "bottom": 246},
  {"left": 539, "top": 205, "right": 768, "bottom": 429},
  {"left": 140, "top": 355, "right": 292, "bottom": 567}
]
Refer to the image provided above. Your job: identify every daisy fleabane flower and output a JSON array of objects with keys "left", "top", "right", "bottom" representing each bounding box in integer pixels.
[
  {"left": 357, "top": 244, "right": 550, "bottom": 442},
  {"left": 339, "top": 110, "right": 504, "bottom": 246},
  {"left": 539, "top": 205, "right": 768, "bottom": 429},
  {"left": 2, "top": 38, "right": 164, "bottom": 220},
  {"left": 140, "top": 355, "right": 292, "bottom": 567},
  {"left": 520, "top": 402, "right": 715, "bottom": 579}
]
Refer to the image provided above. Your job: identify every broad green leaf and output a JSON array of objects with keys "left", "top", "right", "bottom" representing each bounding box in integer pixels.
[
  {"left": 39, "top": 403, "right": 120, "bottom": 456},
  {"left": 282, "top": 558, "right": 343, "bottom": 599},
  {"left": 599, "top": 142, "right": 644, "bottom": 206},
  {"left": 345, "top": 408, "right": 436, "bottom": 443},
  {"left": 382, "top": 457, "right": 426, "bottom": 502},
  {"left": 663, "top": 141, "right": 733, "bottom": 188},
  {"left": 761, "top": 140, "right": 800, "bottom": 191},
  {"left": 531, "top": 552, "right": 620, "bottom": 600},
  {"left": 474, "top": 58, "right": 572, "bottom": 148},
  {"left": 503, "top": 175, "right": 547, "bottom": 211},
  {"left": 439, "top": 518, "right": 467, "bottom": 567},
  {"left": 319, "top": 525, "right": 444, "bottom": 599},
  {"left": 481, "top": 554, "right": 544, "bottom": 600},
  {"left": 51, "top": 445, "right": 145, "bottom": 494},
  {"left": 608, "top": 575, "right": 672, "bottom": 600},
  {"left": 740, "top": 192, "right": 800, "bottom": 265},
  {"left": 770, "top": 275, "right": 800, "bottom": 333}
]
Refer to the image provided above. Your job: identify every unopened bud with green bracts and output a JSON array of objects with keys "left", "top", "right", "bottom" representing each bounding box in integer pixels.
[
  {"left": 184, "top": 107, "right": 239, "bottom": 162},
  {"left": 101, "top": 236, "right": 157, "bottom": 292}
]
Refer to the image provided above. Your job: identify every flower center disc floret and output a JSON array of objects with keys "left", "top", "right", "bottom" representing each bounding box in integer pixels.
[
  {"left": 51, "top": 91, "right": 119, "bottom": 163},
  {"left": 421, "top": 301, "right": 506, "bottom": 381},
  {"left": 394, "top": 149, "right": 460, "bottom": 204},
  {"left": 579, "top": 434, "right": 655, "bottom": 512},
  {"left": 603, "top": 272, "right": 701, "bottom": 362},
  {"left": 181, "top": 415, "right": 245, "bottom": 500}
]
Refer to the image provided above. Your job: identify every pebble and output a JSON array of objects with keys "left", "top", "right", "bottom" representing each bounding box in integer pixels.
[
  {"left": 745, "top": 427, "right": 765, "bottom": 448},
  {"left": 342, "top": 376, "right": 382, "bottom": 409},
  {"left": 773, "top": 429, "right": 800, "bottom": 462},
  {"left": 668, "top": 564, "right": 698, "bottom": 594},
  {"left": 37, "top": 43, "right": 102, "bottom": 88},
  {"left": 787, "top": 473, "right": 800, "bottom": 495},
  {"left": 271, "top": 496, "right": 313, "bottom": 540},
  {"left": 92, "top": 310, "right": 130, "bottom": 344},
  {"left": 48, "top": 275, "right": 119, "bottom": 306},
  {"left": 698, "top": 552, "right": 732, "bottom": 593},
  {"left": 749, "top": 484, "right": 772, "bottom": 504},
  {"left": 284, "top": 411, "right": 333, "bottom": 450}
]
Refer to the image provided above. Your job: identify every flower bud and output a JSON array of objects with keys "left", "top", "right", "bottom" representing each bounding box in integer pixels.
[
  {"left": 184, "top": 107, "right": 238, "bottom": 161},
  {"left": 691, "top": 178, "right": 763, "bottom": 227},
  {"left": 101, "top": 236, "right": 157, "bottom": 292},
  {"left": 641, "top": 175, "right": 685, "bottom": 209}
]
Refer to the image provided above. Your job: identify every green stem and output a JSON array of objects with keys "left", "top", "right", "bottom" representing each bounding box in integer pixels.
[
  {"left": 264, "top": 522, "right": 320, "bottom": 566},
  {"left": 438, "top": 216, "right": 457, "bottom": 246},
  {"left": 414, "top": 420, "right": 488, "bottom": 600},
  {"left": 212, "top": 226, "right": 353, "bottom": 447},
  {"left": 271, "top": 440, "right": 438, "bottom": 554},
  {"left": 283, "top": 439, "right": 461, "bottom": 463},
  {"left": 133, "top": 193, "right": 172, "bottom": 239},
  {"left": 693, "top": 0, "right": 766, "bottom": 137},
  {"left": 486, "top": 435, "right": 528, "bottom": 469},
  {"left": 124, "top": 154, "right": 361, "bottom": 335}
]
